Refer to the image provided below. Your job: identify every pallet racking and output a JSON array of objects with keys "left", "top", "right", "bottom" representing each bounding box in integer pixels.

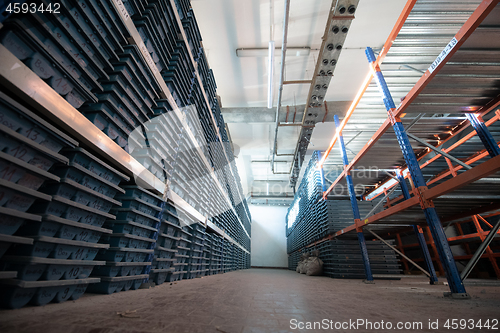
[{"left": 289, "top": 0, "right": 500, "bottom": 298}]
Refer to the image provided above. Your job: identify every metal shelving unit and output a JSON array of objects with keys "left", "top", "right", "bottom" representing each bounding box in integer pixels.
[
  {"left": 0, "top": 0, "right": 251, "bottom": 308},
  {"left": 288, "top": 0, "right": 500, "bottom": 297},
  {"left": 0, "top": 0, "right": 250, "bottom": 254},
  {"left": 108, "top": 0, "right": 250, "bottom": 240}
]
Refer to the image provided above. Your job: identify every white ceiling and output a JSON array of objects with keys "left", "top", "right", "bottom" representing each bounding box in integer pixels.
[{"left": 191, "top": 0, "right": 408, "bottom": 196}]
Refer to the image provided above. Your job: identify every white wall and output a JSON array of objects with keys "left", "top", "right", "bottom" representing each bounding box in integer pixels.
[{"left": 250, "top": 204, "right": 288, "bottom": 267}]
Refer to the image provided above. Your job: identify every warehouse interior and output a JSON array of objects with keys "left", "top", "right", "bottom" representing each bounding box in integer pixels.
[{"left": 0, "top": 0, "right": 499, "bottom": 332}]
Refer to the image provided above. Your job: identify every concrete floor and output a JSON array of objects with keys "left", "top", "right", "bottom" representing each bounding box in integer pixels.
[{"left": 0, "top": 269, "right": 499, "bottom": 333}]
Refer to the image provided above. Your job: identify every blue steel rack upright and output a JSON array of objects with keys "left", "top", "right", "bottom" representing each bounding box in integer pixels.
[
  {"left": 465, "top": 113, "right": 500, "bottom": 158},
  {"left": 396, "top": 172, "right": 439, "bottom": 285},
  {"left": 365, "top": 47, "right": 468, "bottom": 298},
  {"left": 333, "top": 115, "right": 374, "bottom": 283}
]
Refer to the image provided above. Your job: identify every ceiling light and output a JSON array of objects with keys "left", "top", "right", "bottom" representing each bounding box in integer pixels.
[
  {"left": 268, "top": 41, "right": 275, "bottom": 109},
  {"left": 236, "top": 47, "right": 310, "bottom": 57}
]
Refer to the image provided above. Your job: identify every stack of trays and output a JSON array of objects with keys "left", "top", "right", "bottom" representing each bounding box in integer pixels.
[
  {"left": 0, "top": 93, "right": 110, "bottom": 309},
  {"left": 0, "top": 23, "right": 99, "bottom": 109},
  {"left": 120, "top": 0, "right": 144, "bottom": 17},
  {"left": 202, "top": 233, "right": 211, "bottom": 276},
  {"left": 29, "top": 147, "right": 129, "bottom": 301},
  {"left": 90, "top": 185, "right": 163, "bottom": 294},
  {"left": 303, "top": 240, "right": 401, "bottom": 279},
  {"left": 67, "top": 0, "right": 128, "bottom": 54},
  {"left": 170, "top": 134, "right": 202, "bottom": 207},
  {"left": 68, "top": 0, "right": 130, "bottom": 54},
  {"left": 181, "top": 9, "right": 202, "bottom": 61},
  {"left": 173, "top": 0, "right": 191, "bottom": 21},
  {"left": 139, "top": 101, "right": 182, "bottom": 180},
  {"left": 163, "top": 40, "right": 196, "bottom": 106},
  {"left": 108, "top": 47, "right": 158, "bottom": 113},
  {"left": 286, "top": 151, "right": 380, "bottom": 254},
  {"left": 151, "top": 206, "right": 181, "bottom": 285},
  {"left": 184, "top": 222, "right": 205, "bottom": 279},
  {"left": 182, "top": 105, "right": 207, "bottom": 157},
  {"left": 187, "top": 76, "right": 206, "bottom": 117},
  {"left": 287, "top": 251, "right": 301, "bottom": 272},
  {"left": 0, "top": 1, "right": 148, "bottom": 155},
  {"left": 166, "top": 224, "right": 191, "bottom": 282},
  {"left": 204, "top": 69, "right": 218, "bottom": 109},
  {"left": 222, "top": 239, "right": 232, "bottom": 273},
  {"left": 58, "top": 0, "right": 120, "bottom": 64},
  {"left": 135, "top": 17, "right": 168, "bottom": 73},
  {"left": 113, "top": 45, "right": 161, "bottom": 110},
  {"left": 209, "top": 234, "right": 222, "bottom": 275},
  {"left": 129, "top": 0, "right": 181, "bottom": 69},
  {"left": 0, "top": 0, "right": 255, "bottom": 268}
]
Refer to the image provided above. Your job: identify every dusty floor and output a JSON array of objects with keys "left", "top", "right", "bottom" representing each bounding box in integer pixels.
[{"left": 0, "top": 269, "right": 499, "bottom": 333}]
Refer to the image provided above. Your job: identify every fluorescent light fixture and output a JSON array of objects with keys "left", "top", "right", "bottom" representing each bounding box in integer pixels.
[
  {"left": 267, "top": 41, "right": 275, "bottom": 109},
  {"left": 236, "top": 47, "right": 310, "bottom": 57}
]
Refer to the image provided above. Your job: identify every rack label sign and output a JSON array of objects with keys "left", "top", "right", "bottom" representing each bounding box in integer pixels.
[
  {"left": 428, "top": 37, "right": 457, "bottom": 73},
  {"left": 138, "top": 42, "right": 159, "bottom": 75},
  {"left": 113, "top": 0, "right": 130, "bottom": 21}
]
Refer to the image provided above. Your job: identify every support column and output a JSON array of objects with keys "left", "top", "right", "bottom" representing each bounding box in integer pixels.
[
  {"left": 366, "top": 47, "right": 468, "bottom": 297},
  {"left": 334, "top": 115, "right": 374, "bottom": 283},
  {"left": 425, "top": 227, "right": 445, "bottom": 276},
  {"left": 465, "top": 114, "right": 500, "bottom": 157},
  {"left": 397, "top": 172, "right": 439, "bottom": 284}
]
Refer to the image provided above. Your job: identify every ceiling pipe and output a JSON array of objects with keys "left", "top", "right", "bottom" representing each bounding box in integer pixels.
[
  {"left": 270, "top": 0, "right": 291, "bottom": 173},
  {"left": 268, "top": 0, "right": 275, "bottom": 109}
]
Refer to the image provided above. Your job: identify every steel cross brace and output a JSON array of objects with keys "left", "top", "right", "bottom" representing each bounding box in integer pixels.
[
  {"left": 334, "top": 115, "right": 374, "bottom": 283},
  {"left": 366, "top": 47, "right": 468, "bottom": 298},
  {"left": 406, "top": 133, "right": 472, "bottom": 170}
]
